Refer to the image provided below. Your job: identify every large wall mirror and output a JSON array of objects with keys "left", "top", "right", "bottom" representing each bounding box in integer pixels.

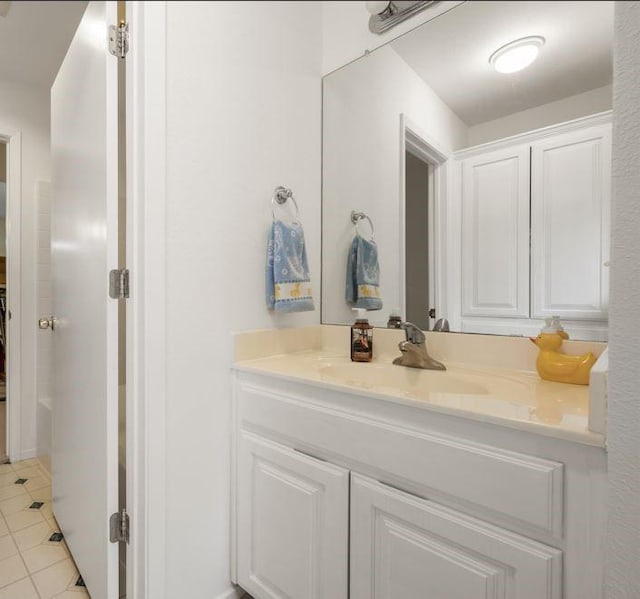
[{"left": 321, "top": 1, "right": 613, "bottom": 341}]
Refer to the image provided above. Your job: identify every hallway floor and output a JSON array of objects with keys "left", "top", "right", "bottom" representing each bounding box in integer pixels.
[{"left": 0, "top": 459, "right": 89, "bottom": 598}]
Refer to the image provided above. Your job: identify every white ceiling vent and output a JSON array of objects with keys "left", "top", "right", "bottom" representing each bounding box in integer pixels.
[{"left": 0, "top": 2, "right": 11, "bottom": 18}]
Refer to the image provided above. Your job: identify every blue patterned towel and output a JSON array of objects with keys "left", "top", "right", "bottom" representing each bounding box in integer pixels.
[
  {"left": 266, "top": 220, "right": 315, "bottom": 312},
  {"left": 346, "top": 234, "right": 383, "bottom": 310}
]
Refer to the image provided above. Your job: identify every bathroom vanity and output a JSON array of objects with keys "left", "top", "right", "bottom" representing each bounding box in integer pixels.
[
  {"left": 230, "top": 328, "right": 607, "bottom": 599},
  {"left": 233, "top": 2, "right": 613, "bottom": 597}
]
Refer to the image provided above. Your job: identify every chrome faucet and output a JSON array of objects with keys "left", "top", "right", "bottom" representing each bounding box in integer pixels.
[{"left": 392, "top": 322, "right": 446, "bottom": 371}]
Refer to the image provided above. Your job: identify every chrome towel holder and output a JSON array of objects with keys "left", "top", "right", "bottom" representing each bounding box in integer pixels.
[
  {"left": 271, "top": 186, "right": 300, "bottom": 222},
  {"left": 351, "top": 210, "right": 375, "bottom": 239}
]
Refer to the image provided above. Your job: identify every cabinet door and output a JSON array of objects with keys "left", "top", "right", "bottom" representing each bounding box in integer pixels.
[
  {"left": 461, "top": 145, "right": 530, "bottom": 317},
  {"left": 237, "top": 431, "right": 349, "bottom": 599},
  {"left": 531, "top": 123, "right": 611, "bottom": 320},
  {"left": 350, "top": 474, "right": 562, "bottom": 599}
]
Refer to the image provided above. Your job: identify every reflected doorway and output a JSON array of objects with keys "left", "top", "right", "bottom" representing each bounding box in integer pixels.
[{"left": 405, "top": 149, "right": 433, "bottom": 331}]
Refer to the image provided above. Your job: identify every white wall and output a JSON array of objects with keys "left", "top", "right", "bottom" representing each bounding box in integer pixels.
[
  {"left": 150, "top": 2, "right": 638, "bottom": 598},
  {"left": 0, "top": 78, "right": 50, "bottom": 459},
  {"left": 322, "top": 44, "right": 467, "bottom": 326},
  {"left": 606, "top": 2, "right": 640, "bottom": 596},
  {"left": 164, "top": 2, "right": 321, "bottom": 597},
  {"left": 321, "top": 1, "right": 463, "bottom": 75},
  {"left": 468, "top": 84, "right": 613, "bottom": 146}
]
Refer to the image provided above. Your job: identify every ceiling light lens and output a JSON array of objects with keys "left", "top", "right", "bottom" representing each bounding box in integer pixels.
[{"left": 490, "top": 36, "right": 545, "bottom": 74}]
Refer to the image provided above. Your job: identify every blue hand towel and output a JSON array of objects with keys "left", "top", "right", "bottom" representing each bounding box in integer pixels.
[
  {"left": 266, "top": 220, "right": 315, "bottom": 312},
  {"left": 346, "top": 234, "right": 383, "bottom": 310}
]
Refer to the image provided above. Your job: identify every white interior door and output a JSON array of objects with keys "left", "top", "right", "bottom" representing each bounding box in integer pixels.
[{"left": 51, "top": 2, "right": 120, "bottom": 598}]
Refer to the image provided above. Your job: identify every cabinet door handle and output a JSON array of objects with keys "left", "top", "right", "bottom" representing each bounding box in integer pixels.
[
  {"left": 377, "top": 479, "right": 428, "bottom": 501},
  {"left": 294, "top": 447, "right": 327, "bottom": 463}
]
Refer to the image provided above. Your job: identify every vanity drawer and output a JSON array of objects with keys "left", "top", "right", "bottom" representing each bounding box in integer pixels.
[{"left": 238, "top": 380, "right": 564, "bottom": 537}]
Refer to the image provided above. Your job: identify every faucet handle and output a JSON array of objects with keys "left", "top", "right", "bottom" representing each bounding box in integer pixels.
[
  {"left": 400, "top": 322, "right": 425, "bottom": 344},
  {"left": 432, "top": 318, "right": 450, "bottom": 332}
]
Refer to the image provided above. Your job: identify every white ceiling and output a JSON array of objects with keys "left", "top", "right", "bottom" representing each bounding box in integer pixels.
[
  {"left": 0, "top": 1, "right": 87, "bottom": 89},
  {"left": 391, "top": 1, "right": 614, "bottom": 126}
]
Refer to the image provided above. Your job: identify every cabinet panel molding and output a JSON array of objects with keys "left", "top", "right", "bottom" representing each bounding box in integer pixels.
[
  {"left": 350, "top": 474, "right": 562, "bottom": 599},
  {"left": 531, "top": 123, "right": 611, "bottom": 320},
  {"left": 236, "top": 431, "right": 349, "bottom": 599},
  {"left": 239, "top": 381, "right": 564, "bottom": 536},
  {"left": 461, "top": 144, "right": 531, "bottom": 318}
]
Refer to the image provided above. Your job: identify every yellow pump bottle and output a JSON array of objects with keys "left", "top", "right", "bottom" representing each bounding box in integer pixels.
[{"left": 530, "top": 318, "right": 596, "bottom": 385}]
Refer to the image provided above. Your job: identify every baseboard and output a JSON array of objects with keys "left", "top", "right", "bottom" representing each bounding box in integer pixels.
[
  {"left": 215, "top": 586, "right": 247, "bottom": 599},
  {"left": 15, "top": 447, "right": 37, "bottom": 462}
]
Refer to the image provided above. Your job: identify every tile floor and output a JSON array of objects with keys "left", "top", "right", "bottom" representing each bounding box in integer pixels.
[{"left": 0, "top": 459, "right": 90, "bottom": 598}]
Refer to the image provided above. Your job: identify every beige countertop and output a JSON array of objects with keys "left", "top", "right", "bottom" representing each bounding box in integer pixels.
[{"left": 234, "top": 347, "right": 605, "bottom": 448}]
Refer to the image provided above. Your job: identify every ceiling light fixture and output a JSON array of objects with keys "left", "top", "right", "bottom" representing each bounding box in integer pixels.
[
  {"left": 489, "top": 36, "right": 545, "bottom": 74},
  {"left": 366, "top": 1, "right": 439, "bottom": 34}
]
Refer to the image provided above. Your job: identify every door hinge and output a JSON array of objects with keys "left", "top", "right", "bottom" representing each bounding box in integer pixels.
[
  {"left": 109, "top": 269, "right": 130, "bottom": 299},
  {"left": 108, "top": 22, "right": 129, "bottom": 58},
  {"left": 110, "top": 509, "right": 130, "bottom": 544}
]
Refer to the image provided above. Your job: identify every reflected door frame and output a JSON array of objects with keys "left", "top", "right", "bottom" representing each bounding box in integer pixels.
[
  {"left": 399, "top": 114, "right": 451, "bottom": 330},
  {"left": 0, "top": 127, "right": 22, "bottom": 462}
]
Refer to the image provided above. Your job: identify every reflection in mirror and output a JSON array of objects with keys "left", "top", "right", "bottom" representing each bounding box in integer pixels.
[{"left": 321, "top": 1, "right": 613, "bottom": 341}]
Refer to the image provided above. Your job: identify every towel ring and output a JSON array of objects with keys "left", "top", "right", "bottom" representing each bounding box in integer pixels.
[
  {"left": 271, "top": 186, "right": 300, "bottom": 222},
  {"left": 351, "top": 210, "right": 375, "bottom": 239}
]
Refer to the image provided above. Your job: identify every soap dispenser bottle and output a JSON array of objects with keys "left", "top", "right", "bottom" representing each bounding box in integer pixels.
[
  {"left": 541, "top": 316, "right": 569, "bottom": 339},
  {"left": 351, "top": 308, "right": 373, "bottom": 362},
  {"left": 550, "top": 315, "right": 569, "bottom": 339}
]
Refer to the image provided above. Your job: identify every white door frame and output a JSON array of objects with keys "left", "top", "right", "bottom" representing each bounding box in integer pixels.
[
  {"left": 399, "top": 114, "right": 450, "bottom": 328},
  {"left": 125, "top": 3, "right": 167, "bottom": 598},
  {"left": 0, "top": 127, "right": 22, "bottom": 462}
]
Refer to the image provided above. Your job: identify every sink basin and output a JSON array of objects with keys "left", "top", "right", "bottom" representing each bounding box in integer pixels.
[{"left": 319, "top": 362, "right": 488, "bottom": 396}]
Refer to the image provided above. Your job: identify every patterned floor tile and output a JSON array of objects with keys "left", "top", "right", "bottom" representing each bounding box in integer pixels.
[
  {"left": 4, "top": 509, "right": 45, "bottom": 533},
  {"left": 13, "top": 521, "right": 54, "bottom": 552},
  {"left": 0, "top": 554, "right": 28, "bottom": 589},
  {"left": 0, "top": 534, "right": 18, "bottom": 562},
  {"left": 22, "top": 543, "right": 69, "bottom": 574},
  {"left": 31, "top": 558, "right": 79, "bottom": 599},
  {"left": 0, "top": 576, "right": 39, "bottom": 599},
  {"left": 0, "top": 494, "right": 35, "bottom": 517},
  {"left": 0, "top": 460, "right": 90, "bottom": 597}
]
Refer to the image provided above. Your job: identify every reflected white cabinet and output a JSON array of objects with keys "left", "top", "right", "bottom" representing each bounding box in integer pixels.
[
  {"left": 236, "top": 431, "right": 349, "bottom": 599},
  {"left": 531, "top": 123, "right": 611, "bottom": 320},
  {"left": 461, "top": 144, "right": 531, "bottom": 318},
  {"left": 350, "top": 474, "right": 562, "bottom": 599},
  {"left": 457, "top": 113, "right": 611, "bottom": 335}
]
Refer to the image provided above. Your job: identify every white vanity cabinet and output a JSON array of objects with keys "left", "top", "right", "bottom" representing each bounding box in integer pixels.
[
  {"left": 350, "top": 474, "right": 561, "bottom": 599},
  {"left": 457, "top": 113, "right": 611, "bottom": 337},
  {"left": 236, "top": 431, "right": 349, "bottom": 599},
  {"left": 232, "top": 371, "right": 607, "bottom": 599}
]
